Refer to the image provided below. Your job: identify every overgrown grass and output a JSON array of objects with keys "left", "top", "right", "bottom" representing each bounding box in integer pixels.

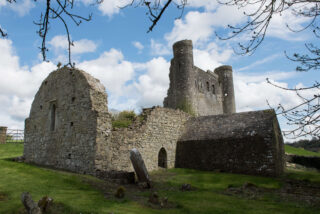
[
  {"left": 112, "top": 110, "right": 137, "bottom": 128},
  {"left": 0, "top": 143, "right": 319, "bottom": 213},
  {"left": 285, "top": 144, "right": 320, "bottom": 157}
]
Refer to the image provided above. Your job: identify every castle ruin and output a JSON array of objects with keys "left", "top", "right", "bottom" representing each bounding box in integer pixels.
[
  {"left": 23, "top": 40, "right": 285, "bottom": 179},
  {"left": 164, "top": 40, "right": 236, "bottom": 116}
]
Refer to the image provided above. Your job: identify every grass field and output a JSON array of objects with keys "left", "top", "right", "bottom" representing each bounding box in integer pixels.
[
  {"left": 285, "top": 144, "right": 320, "bottom": 157},
  {"left": 0, "top": 143, "right": 319, "bottom": 214}
]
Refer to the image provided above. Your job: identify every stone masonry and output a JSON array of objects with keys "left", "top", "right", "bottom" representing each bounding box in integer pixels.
[
  {"left": 164, "top": 40, "right": 236, "bottom": 116},
  {"left": 24, "top": 40, "right": 285, "bottom": 178},
  {"left": 176, "top": 110, "right": 285, "bottom": 177},
  {"left": 24, "top": 67, "right": 111, "bottom": 174}
]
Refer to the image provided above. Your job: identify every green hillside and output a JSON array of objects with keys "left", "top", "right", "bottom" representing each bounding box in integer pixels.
[
  {"left": 0, "top": 143, "right": 319, "bottom": 214},
  {"left": 285, "top": 144, "right": 320, "bottom": 157}
]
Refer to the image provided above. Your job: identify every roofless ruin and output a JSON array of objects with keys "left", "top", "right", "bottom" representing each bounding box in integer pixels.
[{"left": 24, "top": 40, "right": 285, "bottom": 180}]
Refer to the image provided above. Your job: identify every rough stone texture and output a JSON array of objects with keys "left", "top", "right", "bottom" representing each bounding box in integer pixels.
[
  {"left": 163, "top": 40, "right": 236, "bottom": 116},
  {"left": 24, "top": 67, "right": 111, "bottom": 174},
  {"left": 175, "top": 110, "right": 285, "bottom": 177},
  {"left": 130, "top": 148, "right": 150, "bottom": 184},
  {"left": 23, "top": 40, "right": 285, "bottom": 179},
  {"left": 109, "top": 107, "right": 190, "bottom": 172},
  {"left": 21, "top": 192, "right": 42, "bottom": 214},
  {"left": 0, "top": 126, "right": 7, "bottom": 144}
]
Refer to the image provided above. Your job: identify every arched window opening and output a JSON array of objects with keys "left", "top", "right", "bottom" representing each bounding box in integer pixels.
[
  {"left": 158, "top": 147, "right": 167, "bottom": 168},
  {"left": 212, "top": 85, "right": 215, "bottom": 94},
  {"left": 50, "top": 104, "right": 56, "bottom": 131}
]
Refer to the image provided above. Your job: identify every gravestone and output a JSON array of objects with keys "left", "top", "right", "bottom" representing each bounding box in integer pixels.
[{"left": 130, "top": 148, "right": 151, "bottom": 186}]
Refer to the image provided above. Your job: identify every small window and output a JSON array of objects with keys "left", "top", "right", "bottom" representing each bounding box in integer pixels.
[
  {"left": 212, "top": 85, "right": 215, "bottom": 94},
  {"left": 206, "top": 82, "right": 209, "bottom": 91},
  {"left": 50, "top": 103, "right": 56, "bottom": 131}
]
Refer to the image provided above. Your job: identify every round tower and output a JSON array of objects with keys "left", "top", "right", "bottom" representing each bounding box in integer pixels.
[
  {"left": 165, "top": 40, "right": 195, "bottom": 110},
  {"left": 214, "top": 65, "right": 236, "bottom": 114}
]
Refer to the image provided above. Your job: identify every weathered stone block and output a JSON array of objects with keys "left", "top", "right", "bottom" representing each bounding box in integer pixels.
[{"left": 130, "top": 148, "right": 150, "bottom": 185}]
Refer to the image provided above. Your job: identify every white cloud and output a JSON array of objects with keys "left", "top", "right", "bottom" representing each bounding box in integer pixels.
[
  {"left": 150, "top": 39, "right": 170, "bottom": 55},
  {"left": 237, "top": 54, "right": 282, "bottom": 72},
  {"left": 267, "top": 9, "right": 310, "bottom": 41},
  {"left": 78, "top": 48, "right": 134, "bottom": 96},
  {"left": 49, "top": 35, "right": 97, "bottom": 55},
  {"left": 234, "top": 72, "right": 303, "bottom": 113},
  {"left": 0, "top": 38, "right": 56, "bottom": 129},
  {"left": 0, "top": 0, "right": 7, "bottom": 7},
  {"left": 132, "top": 41, "right": 144, "bottom": 53},
  {"left": 10, "top": 0, "right": 34, "bottom": 16},
  {"left": 165, "top": 6, "right": 245, "bottom": 46},
  {"left": 98, "top": 0, "right": 131, "bottom": 17},
  {"left": 193, "top": 42, "right": 233, "bottom": 70},
  {"left": 73, "top": 39, "right": 98, "bottom": 54},
  {"left": 187, "top": 0, "right": 218, "bottom": 11},
  {"left": 133, "top": 57, "right": 170, "bottom": 107}
]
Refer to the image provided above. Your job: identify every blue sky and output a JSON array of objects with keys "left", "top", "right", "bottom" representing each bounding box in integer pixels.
[{"left": 0, "top": 0, "right": 318, "bottom": 140}]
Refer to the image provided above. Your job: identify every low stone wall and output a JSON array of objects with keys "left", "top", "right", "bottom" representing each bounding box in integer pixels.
[
  {"left": 176, "top": 110, "right": 285, "bottom": 177},
  {"left": 0, "top": 126, "right": 7, "bottom": 144},
  {"left": 108, "top": 107, "right": 190, "bottom": 172},
  {"left": 286, "top": 154, "right": 320, "bottom": 170}
]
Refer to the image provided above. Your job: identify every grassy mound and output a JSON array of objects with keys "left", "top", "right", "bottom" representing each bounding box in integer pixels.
[
  {"left": 285, "top": 144, "right": 320, "bottom": 157},
  {"left": 0, "top": 143, "right": 319, "bottom": 213}
]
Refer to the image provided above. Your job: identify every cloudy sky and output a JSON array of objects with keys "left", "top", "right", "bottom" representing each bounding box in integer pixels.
[{"left": 0, "top": 0, "right": 318, "bottom": 139}]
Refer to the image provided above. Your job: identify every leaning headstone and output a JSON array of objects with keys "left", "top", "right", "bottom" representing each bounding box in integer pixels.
[
  {"left": 130, "top": 148, "right": 151, "bottom": 187},
  {"left": 21, "top": 192, "right": 42, "bottom": 214}
]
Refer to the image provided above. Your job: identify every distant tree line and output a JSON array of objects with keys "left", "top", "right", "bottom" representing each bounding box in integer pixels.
[{"left": 288, "top": 137, "right": 320, "bottom": 153}]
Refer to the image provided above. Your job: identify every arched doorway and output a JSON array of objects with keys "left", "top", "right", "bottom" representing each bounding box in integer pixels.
[{"left": 158, "top": 147, "right": 167, "bottom": 168}]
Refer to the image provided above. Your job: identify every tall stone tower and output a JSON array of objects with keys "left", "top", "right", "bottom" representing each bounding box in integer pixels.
[
  {"left": 214, "top": 65, "right": 236, "bottom": 114},
  {"left": 163, "top": 40, "right": 236, "bottom": 116}
]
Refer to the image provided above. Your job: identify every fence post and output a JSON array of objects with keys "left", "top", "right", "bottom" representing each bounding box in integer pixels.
[{"left": 0, "top": 126, "right": 7, "bottom": 144}]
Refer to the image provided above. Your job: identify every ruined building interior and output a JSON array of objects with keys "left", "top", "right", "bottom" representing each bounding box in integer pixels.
[{"left": 23, "top": 40, "right": 285, "bottom": 180}]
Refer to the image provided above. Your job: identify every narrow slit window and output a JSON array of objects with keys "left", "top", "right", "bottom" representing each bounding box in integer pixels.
[
  {"left": 212, "top": 85, "right": 215, "bottom": 94},
  {"left": 50, "top": 104, "right": 56, "bottom": 131},
  {"left": 206, "top": 82, "right": 209, "bottom": 91}
]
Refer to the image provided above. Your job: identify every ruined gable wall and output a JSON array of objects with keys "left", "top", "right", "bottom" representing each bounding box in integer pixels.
[
  {"left": 24, "top": 67, "right": 111, "bottom": 174},
  {"left": 108, "top": 107, "right": 190, "bottom": 172},
  {"left": 175, "top": 110, "right": 285, "bottom": 177}
]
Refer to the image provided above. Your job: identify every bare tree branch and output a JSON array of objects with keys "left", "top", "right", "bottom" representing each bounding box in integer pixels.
[
  {"left": 267, "top": 79, "right": 320, "bottom": 138},
  {"left": 122, "top": 0, "right": 187, "bottom": 32}
]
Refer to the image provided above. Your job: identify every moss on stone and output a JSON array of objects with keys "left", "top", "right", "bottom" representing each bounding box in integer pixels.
[{"left": 177, "top": 99, "right": 195, "bottom": 116}]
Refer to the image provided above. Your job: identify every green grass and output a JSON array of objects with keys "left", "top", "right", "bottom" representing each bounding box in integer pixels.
[
  {"left": 0, "top": 143, "right": 319, "bottom": 213},
  {"left": 285, "top": 144, "right": 320, "bottom": 157}
]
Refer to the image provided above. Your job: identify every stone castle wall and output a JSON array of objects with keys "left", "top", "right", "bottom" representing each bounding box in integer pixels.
[
  {"left": 175, "top": 110, "right": 285, "bottom": 176},
  {"left": 23, "top": 40, "right": 285, "bottom": 179},
  {"left": 24, "top": 67, "right": 111, "bottom": 174},
  {"left": 108, "top": 107, "right": 190, "bottom": 172},
  {"left": 164, "top": 40, "right": 236, "bottom": 116}
]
